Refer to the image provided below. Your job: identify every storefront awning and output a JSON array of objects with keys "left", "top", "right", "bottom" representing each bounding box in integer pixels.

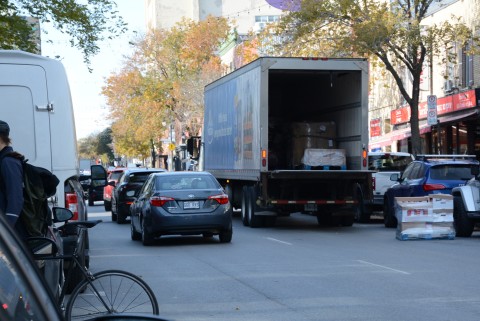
[{"left": 369, "top": 109, "right": 479, "bottom": 150}]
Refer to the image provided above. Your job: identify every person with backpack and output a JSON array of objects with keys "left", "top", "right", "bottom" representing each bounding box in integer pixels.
[{"left": 0, "top": 120, "right": 29, "bottom": 239}]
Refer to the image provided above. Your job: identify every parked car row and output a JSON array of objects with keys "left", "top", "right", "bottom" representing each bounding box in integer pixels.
[{"left": 380, "top": 154, "right": 480, "bottom": 237}]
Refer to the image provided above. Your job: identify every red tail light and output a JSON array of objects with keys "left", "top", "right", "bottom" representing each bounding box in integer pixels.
[
  {"left": 150, "top": 196, "right": 174, "bottom": 207},
  {"left": 372, "top": 176, "right": 376, "bottom": 191},
  {"left": 208, "top": 194, "right": 229, "bottom": 205},
  {"left": 423, "top": 184, "right": 446, "bottom": 191},
  {"left": 65, "top": 193, "right": 79, "bottom": 220}
]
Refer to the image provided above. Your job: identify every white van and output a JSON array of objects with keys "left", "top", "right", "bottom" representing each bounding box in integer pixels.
[{"left": 0, "top": 50, "right": 106, "bottom": 291}]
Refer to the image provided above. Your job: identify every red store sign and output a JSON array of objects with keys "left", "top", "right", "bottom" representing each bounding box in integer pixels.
[
  {"left": 390, "top": 89, "right": 477, "bottom": 125},
  {"left": 370, "top": 118, "right": 381, "bottom": 137}
]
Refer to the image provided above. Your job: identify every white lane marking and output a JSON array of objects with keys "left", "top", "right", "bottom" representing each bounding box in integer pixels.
[
  {"left": 265, "top": 237, "right": 292, "bottom": 245},
  {"left": 357, "top": 260, "right": 410, "bottom": 275}
]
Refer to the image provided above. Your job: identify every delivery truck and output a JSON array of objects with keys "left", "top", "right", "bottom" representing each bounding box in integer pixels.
[{"left": 198, "top": 57, "right": 373, "bottom": 227}]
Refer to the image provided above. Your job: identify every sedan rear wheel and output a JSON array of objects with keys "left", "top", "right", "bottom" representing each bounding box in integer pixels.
[
  {"left": 454, "top": 195, "right": 474, "bottom": 237},
  {"left": 131, "top": 220, "right": 141, "bottom": 241},
  {"left": 219, "top": 228, "right": 232, "bottom": 243},
  {"left": 104, "top": 200, "right": 112, "bottom": 211},
  {"left": 141, "top": 221, "right": 154, "bottom": 246},
  {"left": 117, "top": 207, "right": 127, "bottom": 224}
]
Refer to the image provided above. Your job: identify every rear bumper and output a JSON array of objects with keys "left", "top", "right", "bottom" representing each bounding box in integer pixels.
[{"left": 146, "top": 210, "right": 232, "bottom": 236}]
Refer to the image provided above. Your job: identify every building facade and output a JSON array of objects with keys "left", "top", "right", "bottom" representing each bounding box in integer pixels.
[{"left": 369, "top": 0, "right": 480, "bottom": 158}]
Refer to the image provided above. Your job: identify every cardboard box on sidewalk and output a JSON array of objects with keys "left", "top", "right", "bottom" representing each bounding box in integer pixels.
[{"left": 394, "top": 196, "right": 455, "bottom": 240}]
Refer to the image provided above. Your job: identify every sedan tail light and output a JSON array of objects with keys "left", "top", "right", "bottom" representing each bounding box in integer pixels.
[
  {"left": 150, "top": 196, "right": 175, "bottom": 207},
  {"left": 423, "top": 183, "right": 446, "bottom": 191},
  {"left": 65, "top": 192, "right": 79, "bottom": 220},
  {"left": 208, "top": 194, "right": 229, "bottom": 205}
]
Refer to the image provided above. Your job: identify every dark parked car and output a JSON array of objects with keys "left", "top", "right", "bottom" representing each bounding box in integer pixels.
[
  {"left": 111, "top": 168, "right": 165, "bottom": 224},
  {"left": 130, "top": 171, "right": 233, "bottom": 245},
  {"left": 103, "top": 167, "right": 127, "bottom": 211},
  {"left": 79, "top": 172, "right": 104, "bottom": 206},
  {"left": 383, "top": 155, "right": 479, "bottom": 228}
]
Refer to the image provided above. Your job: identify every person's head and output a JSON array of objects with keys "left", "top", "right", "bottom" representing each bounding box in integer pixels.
[{"left": 0, "top": 120, "right": 11, "bottom": 146}]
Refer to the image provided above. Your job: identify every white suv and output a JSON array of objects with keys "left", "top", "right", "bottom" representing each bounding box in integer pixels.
[{"left": 367, "top": 152, "right": 414, "bottom": 212}]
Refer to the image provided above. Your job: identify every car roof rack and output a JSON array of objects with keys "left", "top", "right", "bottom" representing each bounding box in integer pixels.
[{"left": 415, "top": 154, "right": 478, "bottom": 162}]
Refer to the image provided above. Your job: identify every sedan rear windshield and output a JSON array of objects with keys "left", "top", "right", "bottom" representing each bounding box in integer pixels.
[
  {"left": 368, "top": 154, "right": 413, "bottom": 171},
  {"left": 156, "top": 175, "right": 218, "bottom": 190},
  {"left": 129, "top": 173, "right": 154, "bottom": 183},
  {"left": 429, "top": 165, "right": 475, "bottom": 180},
  {"left": 109, "top": 171, "right": 124, "bottom": 181}
]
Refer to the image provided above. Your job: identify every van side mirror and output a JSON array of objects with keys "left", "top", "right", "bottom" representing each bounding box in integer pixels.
[
  {"left": 27, "top": 237, "right": 59, "bottom": 259},
  {"left": 52, "top": 207, "right": 74, "bottom": 223},
  {"left": 91, "top": 164, "right": 108, "bottom": 187}
]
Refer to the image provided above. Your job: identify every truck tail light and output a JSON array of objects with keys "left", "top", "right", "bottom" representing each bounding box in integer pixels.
[
  {"left": 262, "top": 149, "right": 267, "bottom": 167},
  {"left": 65, "top": 192, "right": 79, "bottom": 220},
  {"left": 372, "top": 176, "right": 376, "bottom": 191},
  {"left": 362, "top": 148, "right": 367, "bottom": 168}
]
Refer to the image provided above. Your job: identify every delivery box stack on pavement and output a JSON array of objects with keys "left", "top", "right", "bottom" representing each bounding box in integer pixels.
[{"left": 394, "top": 195, "right": 455, "bottom": 240}]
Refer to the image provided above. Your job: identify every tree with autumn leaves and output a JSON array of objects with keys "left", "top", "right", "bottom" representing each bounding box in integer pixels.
[{"left": 102, "top": 16, "right": 230, "bottom": 159}]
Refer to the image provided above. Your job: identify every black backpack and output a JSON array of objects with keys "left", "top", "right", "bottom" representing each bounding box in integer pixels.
[{"left": 0, "top": 152, "right": 60, "bottom": 237}]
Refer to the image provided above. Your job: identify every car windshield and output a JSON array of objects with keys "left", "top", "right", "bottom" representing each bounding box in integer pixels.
[
  {"left": 155, "top": 175, "right": 218, "bottom": 190},
  {"left": 429, "top": 164, "right": 475, "bottom": 180},
  {"left": 368, "top": 154, "right": 412, "bottom": 171}
]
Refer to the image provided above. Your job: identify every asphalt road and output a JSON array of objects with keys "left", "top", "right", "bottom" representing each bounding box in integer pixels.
[{"left": 86, "top": 202, "right": 480, "bottom": 321}]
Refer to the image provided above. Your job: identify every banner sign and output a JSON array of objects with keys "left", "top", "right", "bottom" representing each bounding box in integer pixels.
[
  {"left": 370, "top": 118, "right": 381, "bottom": 137},
  {"left": 391, "top": 89, "right": 477, "bottom": 125}
]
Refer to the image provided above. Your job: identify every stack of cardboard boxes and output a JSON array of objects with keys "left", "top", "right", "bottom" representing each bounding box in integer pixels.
[{"left": 394, "top": 194, "right": 455, "bottom": 240}]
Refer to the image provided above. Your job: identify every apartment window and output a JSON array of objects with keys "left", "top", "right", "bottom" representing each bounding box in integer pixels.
[{"left": 462, "top": 46, "right": 474, "bottom": 88}]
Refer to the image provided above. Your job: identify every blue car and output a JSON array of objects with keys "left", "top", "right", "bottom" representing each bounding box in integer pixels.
[{"left": 383, "top": 155, "right": 479, "bottom": 228}]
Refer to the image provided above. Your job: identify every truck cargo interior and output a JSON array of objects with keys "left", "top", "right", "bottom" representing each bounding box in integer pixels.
[{"left": 268, "top": 69, "right": 363, "bottom": 170}]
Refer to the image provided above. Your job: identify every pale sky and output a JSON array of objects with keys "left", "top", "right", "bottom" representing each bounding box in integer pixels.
[{"left": 41, "top": 0, "right": 146, "bottom": 139}]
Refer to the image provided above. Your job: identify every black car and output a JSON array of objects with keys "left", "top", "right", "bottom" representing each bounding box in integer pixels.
[
  {"left": 130, "top": 171, "right": 233, "bottom": 245},
  {"left": 111, "top": 168, "right": 165, "bottom": 224},
  {"left": 79, "top": 173, "right": 104, "bottom": 206}
]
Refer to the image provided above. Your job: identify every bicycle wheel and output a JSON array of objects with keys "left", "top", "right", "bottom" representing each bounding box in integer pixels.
[{"left": 65, "top": 269, "right": 159, "bottom": 321}]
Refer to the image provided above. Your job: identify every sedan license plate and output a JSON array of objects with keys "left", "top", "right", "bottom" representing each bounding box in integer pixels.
[{"left": 184, "top": 201, "right": 200, "bottom": 209}]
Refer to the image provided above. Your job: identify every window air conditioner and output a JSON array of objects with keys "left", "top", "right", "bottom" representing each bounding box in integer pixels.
[{"left": 444, "top": 80, "right": 453, "bottom": 92}]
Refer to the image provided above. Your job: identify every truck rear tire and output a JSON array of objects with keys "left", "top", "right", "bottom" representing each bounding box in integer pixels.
[
  {"left": 241, "top": 186, "right": 250, "bottom": 226},
  {"left": 383, "top": 196, "right": 397, "bottom": 228},
  {"left": 248, "top": 186, "right": 263, "bottom": 228},
  {"left": 354, "top": 192, "right": 370, "bottom": 223},
  {"left": 454, "top": 195, "right": 474, "bottom": 237}
]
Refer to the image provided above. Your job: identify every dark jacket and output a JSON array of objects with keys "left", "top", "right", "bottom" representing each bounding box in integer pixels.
[{"left": 0, "top": 146, "right": 27, "bottom": 238}]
